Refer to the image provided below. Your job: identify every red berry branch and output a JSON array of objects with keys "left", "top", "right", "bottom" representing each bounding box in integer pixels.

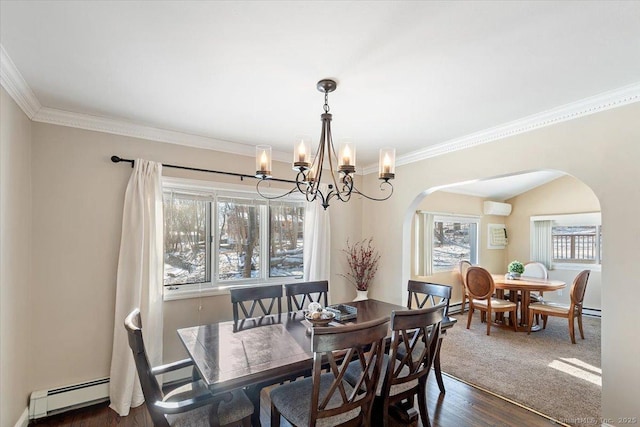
[{"left": 339, "top": 237, "right": 381, "bottom": 291}]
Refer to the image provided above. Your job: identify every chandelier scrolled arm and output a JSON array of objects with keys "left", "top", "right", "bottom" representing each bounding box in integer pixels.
[{"left": 254, "top": 79, "right": 395, "bottom": 209}]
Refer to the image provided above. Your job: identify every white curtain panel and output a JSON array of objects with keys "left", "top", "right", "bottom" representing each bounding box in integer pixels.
[
  {"left": 109, "top": 159, "right": 164, "bottom": 416},
  {"left": 531, "top": 220, "right": 553, "bottom": 269},
  {"left": 303, "top": 185, "right": 331, "bottom": 281}
]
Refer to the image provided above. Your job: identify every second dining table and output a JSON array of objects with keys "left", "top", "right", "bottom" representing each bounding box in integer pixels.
[
  {"left": 491, "top": 274, "right": 566, "bottom": 331},
  {"left": 177, "top": 298, "right": 408, "bottom": 427}
]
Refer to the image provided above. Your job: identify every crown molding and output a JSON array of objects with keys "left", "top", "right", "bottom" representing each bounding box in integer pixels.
[
  {"left": 33, "top": 107, "right": 264, "bottom": 159},
  {"left": 2, "top": 44, "right": 638, "bottom": 169},
  {"left": 382, "top": 82, "right": 640, "bottom": 172},
  {"left": 0, "top": 44, "right": 41, "bottom": 118}
]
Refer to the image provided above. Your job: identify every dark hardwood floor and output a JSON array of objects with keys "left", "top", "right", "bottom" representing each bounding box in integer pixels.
[{"left": 29, "top": 373, "right": 559, "bottom": 427}]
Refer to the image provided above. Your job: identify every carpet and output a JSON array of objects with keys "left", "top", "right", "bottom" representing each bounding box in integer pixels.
[{"left": 439, "top": 313, "right": 601, "bottom": 427}]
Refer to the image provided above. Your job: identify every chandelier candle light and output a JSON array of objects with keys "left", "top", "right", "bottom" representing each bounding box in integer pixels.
[{"left": 255, "top": 79, "right": 396, "bottom": 209}]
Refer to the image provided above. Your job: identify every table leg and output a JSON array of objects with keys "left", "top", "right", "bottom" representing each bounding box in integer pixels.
[
  {"left": 245, "top": 384, "right": 262, "bottom": 427},
  {"left": 520, "top": 290, "right": 530, "bottom": 328}
]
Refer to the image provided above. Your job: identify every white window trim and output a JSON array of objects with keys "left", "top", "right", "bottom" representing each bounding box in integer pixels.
[
  {"left": 162, "top": 177, "right": 305, "bottom": 301},
  {"left": 415, "top": 211, "right": 480, "bottom": 275}
]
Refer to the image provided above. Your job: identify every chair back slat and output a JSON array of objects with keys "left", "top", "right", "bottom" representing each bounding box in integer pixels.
[
  {"left": 407, "top": 280, "right": 452, "bottom": 315},
  {"left": 309, "top": 317, "right": 389, "bottom": 425},
  {"left": 284, "top": 280, "right": 329, "bottom": 312},
  {"left": 230, "top": 284, "right": 282, "bottom": 319},
  {"left": 383, "top": 305, "right": 445, "bottom": 405}
]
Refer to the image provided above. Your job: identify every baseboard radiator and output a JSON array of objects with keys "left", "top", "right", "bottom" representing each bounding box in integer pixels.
[{"left": 29, "top": 378, "right": 110, "bottom": 419}]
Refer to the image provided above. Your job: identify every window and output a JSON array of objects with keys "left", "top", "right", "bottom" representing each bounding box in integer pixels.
[
  {"left": 163, "top": 179, "right": 304, "bottom": 295},
  {"left": 415, "top": 212, "right": 479, "bottom": 275},
  {"left": 552, "top": 225, "right": 602, "bottom": 264},
  {"left": 531, "top": 212, "right": 601, "bottom": 269}
]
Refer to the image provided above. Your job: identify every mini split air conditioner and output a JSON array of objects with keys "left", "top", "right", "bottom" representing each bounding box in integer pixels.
[{"left": 483, "top": 201, "right": 512, "bottom": 216}]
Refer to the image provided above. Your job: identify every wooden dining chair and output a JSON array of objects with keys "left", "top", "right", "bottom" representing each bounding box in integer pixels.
[
  {"left": 284, "top": 280, "right": 329, "bottom": 312},
  {"left": 269, "top": 317, "right": 389, "bottom": 427},
  {"left": 466, "top": 267, "right": 518, "bottom": 335},
  {"left": 346, "top": 304, "right": 445, "bottom": 427},
  {"left": 528, "top": 269, "right": 591, "bottom": 343},
  {"left": 458, "top": 260, "right": 472, "bottom": 313},
  {"left": 124, "top": 309, "right": 253, "bottom": 427},
  {"left": 405, "top": 280, "right": 455, "bottom": 394},
  {"left": 230, "top": 284, "right": 283, "bottom": 330}
]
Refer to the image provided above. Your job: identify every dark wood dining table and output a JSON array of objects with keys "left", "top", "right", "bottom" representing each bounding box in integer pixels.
[
  {"left": 491, "top": 274, "right": 566, "bottom": 331},
  {"left": 177, "top": 298, "right": 408, "bottom": 427}
]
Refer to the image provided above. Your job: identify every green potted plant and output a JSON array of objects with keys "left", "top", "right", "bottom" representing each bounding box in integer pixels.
[{"left": 507, "top": 260, "right": 525, "bottom": 279}]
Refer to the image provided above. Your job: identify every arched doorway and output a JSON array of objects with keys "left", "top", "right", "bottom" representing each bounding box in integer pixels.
[{"left": 400, "top": 169, "right": 602, "bottom": 422}]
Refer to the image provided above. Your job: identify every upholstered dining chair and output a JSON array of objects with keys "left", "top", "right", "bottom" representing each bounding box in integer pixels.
[
  {"left": 284, "top": 280, "right": 329, "bottom": 312},
  {"left": 523, "top": 261, "right": 549, "bottom": 300},
  {"left": 466, "top": 267, "right": 518, "bottom": 335},
  {"left": 346, "top": 304, "right": 445, "bottom": 427},
  {"left": 458, "top": 260, "right": 472, "bottom": 313},
  {"left": 124, "top": 309, "right": 253, "bottom": 427},
  {"left": 229, "top": 284, "right": 282, "bottom": 331},
  {"left": 404, "top": 280, "right": 454, "bottom": 394},
  {"left": 528, "top": 269, "right": 591, "bottom": 344},
  {"left": 269, "top": 317, "right": 389, "bottom": 427}
]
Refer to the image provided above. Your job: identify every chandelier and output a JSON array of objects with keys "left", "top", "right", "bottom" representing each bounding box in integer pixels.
[{"left": 255, "top": 79, "right": 395, "bottom": 210}]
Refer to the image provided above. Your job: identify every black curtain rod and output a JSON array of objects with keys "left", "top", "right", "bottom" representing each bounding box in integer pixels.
[{"left": 110, "top": 156, "right": 297, "bottom": 184}]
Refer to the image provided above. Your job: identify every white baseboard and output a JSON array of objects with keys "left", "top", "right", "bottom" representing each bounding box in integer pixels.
[{"left": 15, "top": 407, "right": 28, "bottom": 427}]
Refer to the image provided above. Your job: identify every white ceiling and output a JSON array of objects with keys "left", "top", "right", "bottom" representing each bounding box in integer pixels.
[
  {"left": 438, "top": 170, "right": 566, "bottom": 201},
  {"left": 1, "top": 1, "right": 639, "bottom": 197}
]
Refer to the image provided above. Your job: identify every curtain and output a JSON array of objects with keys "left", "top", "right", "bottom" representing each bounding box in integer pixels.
[
  {"left": 415, "top": 212, "right": 434, "bottom": 276},
  {"left": 109, "top": 159, "right": 164, "bottom": 415},
  {"left": 303, "top": 185, "right": 331, "bottom": 281},
  {"left": 531, "top": 220, "right": 553, "bottom": 269}
]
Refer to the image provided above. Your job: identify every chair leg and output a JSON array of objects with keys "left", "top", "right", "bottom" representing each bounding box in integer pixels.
[
  {"left": 466, "top": 307, "right": 473, "bottom": 329},
  {"left": 434, "top": 338, "right": 446, "bottom": 394},
  {"left": 461, "top": 293, "right": 467, "bottom": 313},
  {"left": 486, "top": 310, "right": 491, "bottom": 336},
  {"left": 512, "top": 309, "right": 517, "bottom": 332},
  {"left": 577, "top": 314, "right": 585, "bottom": 340},
  {"left": 527, "top": 309, "right": 534, "bottom": 335},
  {"left": 542, "top": 315, "right": 548, "bottom": 329},
  {"left": 270, "top": 402, "right": 281, "bottom": 427},
  {"left": 417, "top": 380, "right": 431, "bottom": 427},
  {"left": 568, "top": 317, "right": 576, "bottom": 344}
]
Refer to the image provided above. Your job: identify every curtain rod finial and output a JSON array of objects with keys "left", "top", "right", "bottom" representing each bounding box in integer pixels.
[{"left": 111, "top": 155, "right": 122, "bottom": 163}]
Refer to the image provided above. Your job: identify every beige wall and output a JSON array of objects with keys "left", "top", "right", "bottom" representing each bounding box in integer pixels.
[
  {"left": 1, "top": 88, "right": 33, "bottom": 426},
  {"left": 411, "top": 191, "right": 508, "bottom": 307},
  {"left": 3, "top": 89, "right": 639, "bottom": 425},
  {"left": 361, "top": 101, "right": 640, "bottom": 423},
  {"left": 412, "top": 175, "right": 603, "bottom": 311},
  {"left": 28, "top": 121, "right": 363, "bottom": 393},
  {"left": 505, "top": 175, "right": 602, "bottom": 309}
]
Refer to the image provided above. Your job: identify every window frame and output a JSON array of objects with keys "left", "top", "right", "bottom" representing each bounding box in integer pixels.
[
  {"left": 530, "top": 212, "right": 602, "bottom": 271},
  {"left": 415, "top": 211, "right": 480, "bottom": 275},
  {"left": 162, "top": 177, "right": 305, "bottom": 301}
]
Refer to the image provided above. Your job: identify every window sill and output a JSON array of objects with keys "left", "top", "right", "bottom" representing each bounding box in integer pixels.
[
  {"left": 163, "top": 284, "right": 231, "bottom": 301},
  {"left": 163, "top": 277, "right": 304, "bottom": 301},
  {"left": 552, "top": 263, "right": 601, "bottom": 272}
]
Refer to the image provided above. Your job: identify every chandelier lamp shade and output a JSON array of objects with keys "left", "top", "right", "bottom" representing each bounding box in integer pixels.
[{"left": 255, "top": 79, "right": 395, "bottom": 210}]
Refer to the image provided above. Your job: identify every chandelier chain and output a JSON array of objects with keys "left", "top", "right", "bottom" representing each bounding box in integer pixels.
[{"left": 323, "top": 91, "right": 330, "bottom": 113}]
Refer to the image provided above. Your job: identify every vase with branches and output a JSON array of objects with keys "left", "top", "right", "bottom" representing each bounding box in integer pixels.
[{"left": 340, "top": 237, "right": 381, "bottom": 293}]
